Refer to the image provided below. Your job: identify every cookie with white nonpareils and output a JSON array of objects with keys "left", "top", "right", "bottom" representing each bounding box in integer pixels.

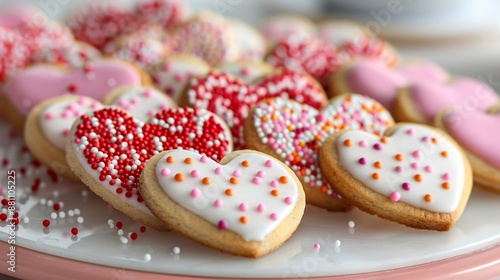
[
  {"left": 66, "top": 107, "right": 233, "bottom": 230},
  {"left": 0, "top": 59, "right": 150, "bottom": 131},
  {"left": 318, "top": 123, "right": 473, "bottom": 231},
  {"left": 181, "top": 69, "right": 327, "bottom": 149},
  {"left": 244, "top": 94, "right": 394, "bottom": 211},
  {"left": 139, "top": 149, "right": 305, "bottom": 258},
  {"left": 32, "top": 42, "right": 101, "bottom": 68},
  {"left": 24, "top": 87, "right": 177, "bottom": 179},
  {"left": 435, "top": 107, "right": 500, "bottom": 192}
]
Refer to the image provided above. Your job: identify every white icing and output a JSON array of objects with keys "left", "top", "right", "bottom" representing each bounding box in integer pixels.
[
  {"left": 337, "top": 125, "right": 465, "bottom": 213},
  {"left": 150, "top": 57, "right": 210, "bottom": 103},
  {"left": 110, "top": 87, "right": 176, "bottom": 122},
  {"left": 155, "top": 150, "right": 299, "bottom": 241},
  {"left": 39, "top": 97, "right": 103, "bottom": 150}
]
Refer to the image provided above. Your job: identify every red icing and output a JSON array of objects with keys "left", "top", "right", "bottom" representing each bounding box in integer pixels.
[{"left": 188, "top": 70, "right": 327, "bottom": 149}]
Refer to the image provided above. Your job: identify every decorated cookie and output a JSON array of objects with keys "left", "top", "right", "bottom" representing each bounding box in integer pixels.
[
  {"left": 228, "top": 18, "right": 266, "bottom": 61},
  {"left": 317, "top": 20, "right": 372, "bottom": 48},
  {"left": 435, "top": 108, "right": 500, "bottom": 192},
  {"left": 341, "top": 37, "right": 399, "bottom": 68},
  {"left": 261, "top": 14, "right": 316, "bottom": 47},
  {"left": 0, "top": 25, "right": 31, "bottom": 83},
  {"left": 169, "top": 12, "right": 240, "bottom": 66},
  {"left": 135, "top": 0, "right": 189, "bottom": 30},
  {"left": 25, "top": 86, "right": 176, "bottom": 179},
  {"left": 181, "top": 69, "right": 328, "bottom": 149},
  {"left": 329, "top": 60, "right": 450, "bottom": 111},
  {"left": 216, "top": 61, "right": 274, "bottom": 84},
  {"left": 266, "top": 35, "right": 341, "bottom": 85},
  {"left": 1, "top": 59, "right": 150, "bottom": 130},
  {"left": 66, "top": 2, "right": 131, "bottom": 50},
  {"left": 103, "top": 34, "right": 169, "bottom": 70},
  {"left": 32, "top": 42, "right": 101, "bottom": 68},
  {"left": 319, "top": 123, "right": 473, "bottom": 231},
  {"left": 394, "top": 77, "right": 499, "bottom": 124},
  {"left": 66, "top": 107, "right": 233, "bottom": 230},
  {"left": 149, "top": 55, "right": 211, "bottom": 103},
  {"left": 139, "top": 149, "right": 305, "bottom": 258},
  {"left": 244, "top": 94, "right": 395, "bottom": 211}
]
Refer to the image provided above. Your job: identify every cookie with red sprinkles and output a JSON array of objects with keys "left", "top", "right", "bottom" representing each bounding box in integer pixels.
[
  {"left": 244, "top": 94, "right": 395, "bottom": 211},
  {"left": 134, "top": 0, "right": 189, "bottom": 30},
  {"left": 180, "top": 69, "right": 327, "bottom": 149},
  {"left": 66, "top": 107, "right": 233, "bottom": 230}
]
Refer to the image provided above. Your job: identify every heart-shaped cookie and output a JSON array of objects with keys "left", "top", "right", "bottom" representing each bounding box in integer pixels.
[
  {"left": 25, "top": 86, "right": 176, "bottom": 179},
  {"left": 139, "top": 149, "right": 305, "bottom": 258},
  {"left": 244, "top": 94, "right": 394, "bottom": 211},
  {"left": 181, "top": 69, "right": 327, "bottom": 149},
  {"left": 395, "top": 78, "right": 499, "bottom": 124},
  {"left": 1, "top": 59, "right": 150, "bottom": 130},
  {"left": 435, "top": 108, "right": 500, "bottom": 192},
  {"left": 66, "top": 107, "right": 233, "bottom": 230},
  {"left": 319, "top": 123, "right": 472, "bottom": 231},
  {"left": 329, "top": 60, "right": 449, "bottom": 111}
]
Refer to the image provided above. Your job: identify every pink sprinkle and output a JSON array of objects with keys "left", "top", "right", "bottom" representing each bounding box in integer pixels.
[
  {"left": 190, "top": 188, "right": 201, "bottom": 198},
  {"left": 270, "top": 180, "right": 279, "bottom": 188},
  {"left": 44, "top": 112, "right": 55, "bottom": 120},
  {"left": 62, "top": 111, "right": 72, "bottom": 118},
  {"left": 91, "top": 102, "right": 100, "bottom": 109},
  {"left": 257, "top": 203, "right": 265, "bottom": 212},
  {"left": 77, "top": 97, "right": 87, "bottom": 105},
  {"left": 390, "top": 192, "right": 400, "bottom": 202},
  {"left": 284, "top": 197, "right": 293, "bottom": 205},
  {"left": 160, "top": 104, "right": 169, "bottom": 110},
  {"left": 422, "top": 136, "right": 430, "bottom": 143},
  {"left": 161, "top": 168, "right": 171, "bottom": 176},
  {"left": 395, "top": 166, "right": 403, "bottom": 173},
  {"left": 442, "top": 173, "right": 450, "bottom": 180},
  {"left": 252, "top": 177, "right": 262, "bottom": 184},
  {"left": 163, "top": 62, "right": 172, "bottom": 72},
  {"left": 412, "top": 150, "right": 422, "bottom": 158},
  {"left": 148, "top": 110, "right": 156, "bottom": 117},
  {"left": 424, "top": 165, "right": 433, "bottom": 173},
  {"left": 174, "top": 73, "right": 185, "bottom": 82},
  {"left": 117, "top": 100, "right": 128, "bottom": 107},
  {"left": 214, "top": 199, "right": 223, "bottom": 208},
  {"left": 410, "top": 162, "right": 419, "bottom": 170},
  {"left": 241, "top": 67, "right": 251, "bottom": 76},
  {"left": 143, "top": 89, "right": 153, "bottom": 97},
  {"left": 314, "top": 243, "right": 320, "bottom": 250},
  {"left": 131, "top": 98, "right": 140, "bottom": 105},
  {"left": 67, "top": 103, "right": 78, "bottom": 111},
  {"left": 270, "top": 213, "right": 278, "bottom": 221},
  {"left": 358, "top": 140, "right": 368, "bottom": 147},
  {"left": 200, "top": 156, "right": 208, "bottom": 163},
  {"left": 218, "top": 220, "right": 227, "bottom": 230},
  {"left": 265, "top": 160, "right": 274, "bottom": 167},
  {"left": 256, "top": 170, "right": 266, "bottom": 178},
  {"left": 62, "top": 129, "right": 70, "bottom": 136},
  {"left": 232, "top": 170, "right": 241, "bottom": 177},
  {"left": 215, "top": 167, "right": 223, "bottom": 174},
  {"left": 190, "top": 170, "right": 200, "bottom": 178},
  {"left": 239, "top": 203, "right": 248, "bottom": 212},
  {"left": 406, "top": 129, "right": 415, "bottom": 135}
]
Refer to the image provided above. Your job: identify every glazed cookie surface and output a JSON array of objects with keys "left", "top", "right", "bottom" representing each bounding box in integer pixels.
[
  {"left": 140, "top": 149, "right": 305, "bottom": 258},
  {"left": 319, "top": 123, "right": 473, "bottom": 231}
]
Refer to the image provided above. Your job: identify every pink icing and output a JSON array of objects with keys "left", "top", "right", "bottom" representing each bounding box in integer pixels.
[
  {"left": 409, "top": 78, "right": 498, "bottom": 121},
  {"left": 345, "top": 61, "right": 448, "bottom": 111},
  {"left": 3, "top": 60, "right": 142, "bottom": 116},
  {"left": 0, "top": 5, "right": 37, "bottom": 28},
  {"left": 444, "top": 110, "right": 500, "bottom": 169}
]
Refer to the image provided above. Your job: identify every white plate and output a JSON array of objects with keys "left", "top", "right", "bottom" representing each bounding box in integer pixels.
[{"left": 0, "top": 120, "right": 499, "bottom": 278}]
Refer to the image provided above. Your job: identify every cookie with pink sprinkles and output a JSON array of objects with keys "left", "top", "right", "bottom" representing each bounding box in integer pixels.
[
  {"left": 244, "top": 94, "right": 395, "bottom": 211},
  {"left": 66, "top": 107, "right": 233, "bottom": 230}
]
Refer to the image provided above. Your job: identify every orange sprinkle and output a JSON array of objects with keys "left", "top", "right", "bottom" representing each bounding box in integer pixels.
[
  {"left": 174, "top": 173, "right": 184, "bottom": 182},
  {"left": 166, "top": 156, "right": 174, "bottom": 163},
  {"left": 374, "top": 161, "right": 382, "bottom": 169},
  {"left": 315, "top": 134, "right": 322, "bottom": 141},
  {"left": 261, "top": 116, "right": 267, "bottom": 122},
  {"left": 290, "top": 109, "right": 295, "bottom": 114},
  {"left": 320, "top": 186, "right": 328, "bottom": 193},
  {"left": 299, "top": 142, "right": 306, "bottom": 147},
  {"left": 395, "top": 154, "right": 403, "bottom": 161},
  {"left": 343, "top": 139, "right": 352, "bottom": 147},
  {"left": 225, "top": 188, "right": 234, "bottom": 196},
  {"left": 424, "top": 194, "right": 432, "bottom": 202},
  {"left": 300, "top": 169, "right": 307, "bottom": 176},
  {"left": 380, "top": 137, "right": 388, "bottom": 144},
  {"left": 230, "top": 177, "right": 239, "bottom": 185},
  {"left": 271, "top": 189, "right": 280, "bottom": 196},
  {"left": 432, "top": 137, "right": 438, "bottom": 144},
  {"left": 271, "top": 114, "right": 278, "bottom": 121},
  {"left": 279, "top": 176, "right": 288, "bottom": 184},
  {"left": 372, "top": 172, "right": 380, "bottom": 180},
  {"left": 442, "top": 182, "right": 450, "bottom": 189},
  {"left": 414, "top": 174, "right": 423, "bottom": 182},
  {"left": 240, "top": 216, "right": 248, "bottom": 224},
  {"left": 241, "top": 160, "right": 250, "bottom": 167},
  {"left": 441, "top": 151, "right": 447, "bottom": 157},
  {"left": 202, "top": 177, "right": 211, "bottom": 185},
  {"left": 374, "top": 131, "right": 380, "bottom": 136},
  {"left": 184, "top": 157, "right": 193, "bottom": 164}
]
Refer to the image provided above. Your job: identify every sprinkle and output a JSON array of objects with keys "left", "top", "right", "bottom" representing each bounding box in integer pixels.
[
  {"left": 411, "top": 162, "right": 419, "bottom": 170},
  {"left": 265, "top": 160, "right": 274, "bottom": 167},
  {"left": 334, "top": 240, "right": 341, "bottom": 247},
  {"left": 215, "top": 167, "right": 223, "bottom": 174},
  {"left": 241, "top": 160, "right": 250, "bottom": 167},
  {"left": 395, "top": 166, "right": 403, "bottom": 173},
  {"left": 271, "top": 189, "right": 280, "bottom": 196},
  {"left": 200, "top": 156, "right": 208, "bottom": 163},
  {"left": 230, "top": 177, "right": 239, "bottom": 185},
  {"left": 406, "top": 129, "right": 415, "bottom": 135},
  {"left": 424, "top": 194, "right": 432, "bottom": 202},
  {"left": 343, "top": 139, "right": 352, "bottom": 147},
  {"left": 389, "top": 192, "right": 400, "bottom": 202},
  {"left": 358, "top": 158, "right": 367, "bottom": 165},
  {"left": 374, "top": 161, "right": 382, "bottom": 169},
  {"left": 71, "top": 227, "right": 78, "bottom": 236},
  {"left": 380, "top": 137, "right": 388, "bottom": 143},
  {"left": 161, "top": 168, "right": 171, "bottom": 176},
  {"left": 372, "top": 172, "right": 380, "bottom": 180},
  {"left": 190, "top": 188, "right": 201, "bottom": 198},
  {"left": 257, "top": 203, "right": 265, "bottom": 212},
  {"left": 432, "top": 137, "right": 438, "bottom": 144},
  {"left": 414, "top": 174, "right": 423, "bottom": 182},
  {"left": 358, "top": 140, "right": 368, "bottom": 147},
  {"left": 173, "top": 247, "right": 181, "bottom": 254},
  {"left": 202, "top": 177, "right": 211, "bottom": 185},
  {"left": 174, "top": 173, "right": 184, "bottom": 182},
  {"left": 412, "top": 150, "right": 422, "bottom": 158},
  {"left": 232, "top": 170, "right": 241, "bottom": 177},
  {"left": 314, "top": 243, "right": 320, "bottom": 250},
  {"left": 424, "top": 165, "right": 433, "bottom": 173},
  {"left": 373, "top": 143, "right": 382, "bottom": 150},
  {"left": 348, "top": 221, "right": 355, "bottom": 228},
  {"left": 218, "top": 220, "right": 228, "bottom": 229},
  {"left": 279, "top": 176, "right": 288, "bottom": 184},
  {"left": 270, "top": 180, "right": 279, "bottom": 188},
  {"left": 184, "top": 157, "right": 193, "bottom": 164},
  {"left": 442, "top": 173, "right": 450, "bottom": 180},
  {"left": 284, "top": 197, "right": 293, "bottom": 204},
  {"left": 42, "top": 220, "right": 50, "bottom": 227},
  {"left": 252, "top": 177, "right": 262, "bottom": 184},
  {"left": 441, "top": 151, "right": 447, "bottom": 157},
  {"left": 256, "top": 170, "right": 266, "bottom": 178},
  {"left": 395, "top": 154, "right": 403, "bottom": 161},
  {"left": 225, "top": 189, "right": 234, "bottom": 196},
  {"left": 214, "top": 199, "right": 223, "bottom": 207},
  {"left": 239, "top": 203, "right": 248, "bottom": 212},
  {"left": 240, "top": 216, "right": 248, "bottom": 224},
  {"left": 270, "top": 213, "right": 278, "bottom": 221},
  {"left": 422, "top": 136, "right": 430, "bottom": 143},
  {"left": 190, "top": 170, "right": 200, "bottom": 177},
  {"left": 402, "top": 182, "right": 411, "bottom": 190},
  {"left": 144, "top": 254, "right": 151, "bottom": 262},
  {"left": 442, "top": 182, "right": 450, "bottom": 189},
  {"left": 166, "top": 156, "right": 174, "bottom": 163}
]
